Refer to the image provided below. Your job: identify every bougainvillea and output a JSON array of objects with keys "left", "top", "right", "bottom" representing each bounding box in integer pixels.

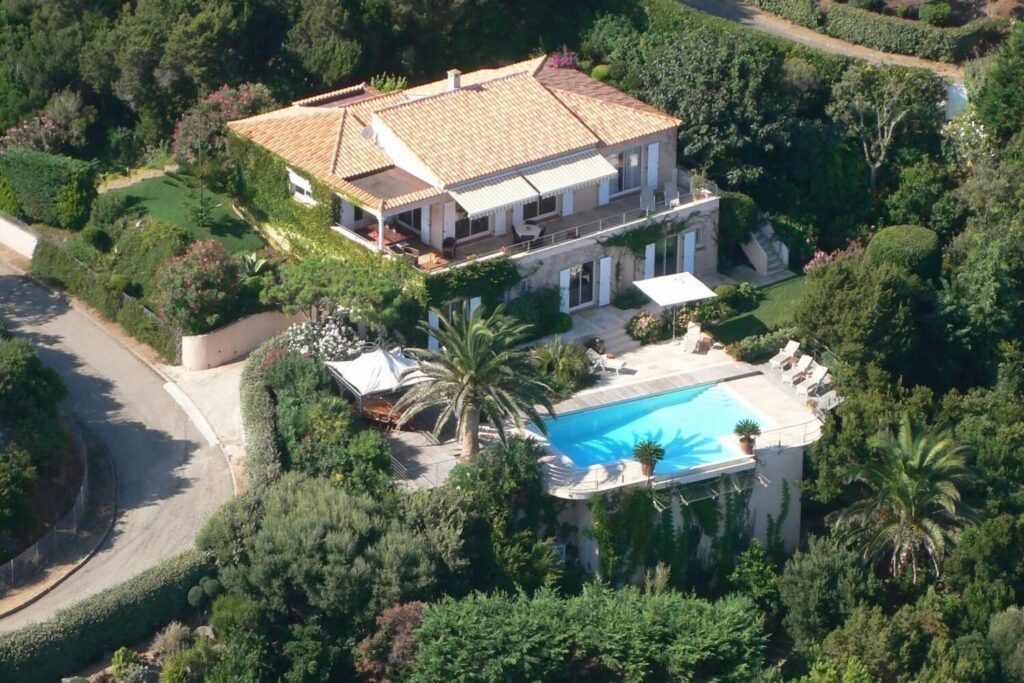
[
  {"left": 155, "top": 240, "right": 241, "bottom": 334},
  {"left": 0, "top": 116, "right": 63, "bottom": 153},
  {"left": 173, "top": 83, "right": 276, "bottom": 166},
  {"left": 549, "top": 45, "right": 578, "bottom": 69}
]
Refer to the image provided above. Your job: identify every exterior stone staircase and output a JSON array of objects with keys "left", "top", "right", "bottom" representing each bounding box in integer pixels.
[
  {"left": 751, "top": 226, "right": 788, "bottom": 276},
  {"left": 597, "top": 323, "right": 642, "bottom": 356}
]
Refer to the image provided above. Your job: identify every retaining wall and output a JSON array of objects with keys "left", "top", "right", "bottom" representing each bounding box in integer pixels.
[
  {"left": 181, "top": 311, "right": 303, "bottom": 371},
  {"left": 0, "top": 212, "right": 38, "bottom": 259}
]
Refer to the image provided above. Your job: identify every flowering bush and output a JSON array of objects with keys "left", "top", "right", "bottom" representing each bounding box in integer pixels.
[
  {"left": 287, "top": 315, "right": 362, "bottom": 361},
  {"left": 0, "top": 116, "right": 63, "bottom": 153},
  {"left": 626, "top": 311, "right": 663, "bottom": 344},
  {"left": 803, "top": 249, "right": 835, "bottom": 273},
  {"left": 942, "top": 105, "right": 995, "bottom": 168},
  {"left": 549, "top": 45, "right": 578, "bottom": 69},
  {"left": 155, "top": 240, "right": 241, "bottom": 334},
  {"left": 173, "top": 83, "right": 276, "bottom": 166}
]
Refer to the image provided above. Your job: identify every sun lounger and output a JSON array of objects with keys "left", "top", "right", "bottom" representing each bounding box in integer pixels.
[
  {"left": 682, "top": 323, "right": 702, "bottom": 353},
  {"left": 586, "top": 348, "right": 627, "bottom": 374},
  {"left": 769, "top": 340, "right": 800, "bottom": 370},
  {"left": 781, "top": 355, "right": 814, "bottom": 385},
  {"left": 797, "top": 366, "right": 830, "bottom": 396}
]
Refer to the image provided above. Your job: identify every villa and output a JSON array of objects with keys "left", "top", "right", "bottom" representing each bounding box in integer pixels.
[{"left": 227, "top": 55, "right": 720, "bottom": 329}]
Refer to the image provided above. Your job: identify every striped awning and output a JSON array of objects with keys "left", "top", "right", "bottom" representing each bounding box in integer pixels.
[
  {"left": 448, "top": 174, "right": 538, "bottom": 219},
  {"left": 522, "top": 151, "right": 617, "bottom": 198}
]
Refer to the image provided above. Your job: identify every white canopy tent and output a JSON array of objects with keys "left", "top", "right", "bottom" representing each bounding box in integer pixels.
[
  {"left": 325, "top": 347, "right": 427, "bottom": 403},
  {"left": 634, "top": 272, "right": 717, "bottom": 339}
]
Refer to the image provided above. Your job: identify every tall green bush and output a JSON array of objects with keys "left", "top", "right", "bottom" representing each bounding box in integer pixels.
[
  {"left": 30, "top": 240, "right": 122, "bottom": 318},
  {"left": 866, "top": 224, "right": 940, "bottom": 280},
  {"left": 0, "top": 148, "right": 96, "bottom": 229},
  {"left": 718, "top": 191, "right": 760, "bottom": 261},
  {"left": 0, "top": 550, "right": 212, "bottom": 683},
  {"left": 116, "top": 297, "right": 181, "bottom": 363}
]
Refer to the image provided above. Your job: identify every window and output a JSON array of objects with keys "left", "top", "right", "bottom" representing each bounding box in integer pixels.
[
  {"left": 568, "top": 261, "right": 595, "bottom": 309},
  {"left": 455, "top": 205, "right": 490, "bottom": 240},
  {"left": 606, "top": 146, "right": 642, "bottom": 194},
  {"left": 653, "top": 235, "right": 680, "bottom": 277},
  {"left": 522, "top": 195, "right": 558, "bottom": 222},
  {"left": 354, "top": 205, "right": 364, "bottom": 221},
  {"left": 440, "top": 297, "right": 467, "bottom": 321},
  {"left": 287, "top": 169, "right": 316, "bottom": 205},
  {"left": 695, "top": 228, "right": 704, "bottom": 248},
  {"left": 395, "top": 207, "right": 421, "bottom": 231}
]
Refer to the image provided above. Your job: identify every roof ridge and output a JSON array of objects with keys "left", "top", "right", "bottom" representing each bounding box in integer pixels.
[
  {"left": 330, "top": 109, "right": 347, "bottom": 176},
  {"left": 548, "top": 85, "right": 680, "bottom": 124},
  {"left": 376, "top": 71, "right": 534, "bottom": 116},
  {"left": 292, "top": 82, "right": 380, "bottom": 106}
]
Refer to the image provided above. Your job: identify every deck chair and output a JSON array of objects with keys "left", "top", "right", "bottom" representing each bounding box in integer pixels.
[
  {"left": 769, "top": 340, "right": 800, "bottom": 370},
  {"left": 586, "top": 348, "right": 627, "bottom": 374},
  {"left": 640, "top": 186, "right": 656, "bottom": 213},
  {"left": 814, "top": 390, "right": 840, "bottom": 417},
  {"left": 682, "top": 323, "right": 702, "bottom": 352},
  {"left": 664, "top": 182, "right": 680, "bottom": 207},
  {"left": 781, "top": 355, "right": 814, "bottom": 385},
  {"left": 797, "top": 366, "right": 830, "bottom": 396}
]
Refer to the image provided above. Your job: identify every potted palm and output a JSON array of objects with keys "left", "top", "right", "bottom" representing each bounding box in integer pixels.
[
  {"left": 633, "top": 439, "right": 665, "bottom": 477},
  {"left": 734, "top": 419, "right": 761, "bottom": 455}
]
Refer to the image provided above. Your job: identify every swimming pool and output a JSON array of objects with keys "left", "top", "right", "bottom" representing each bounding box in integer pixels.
[{"left": 534, "top": 383, "right": 768, "bottom": 473}]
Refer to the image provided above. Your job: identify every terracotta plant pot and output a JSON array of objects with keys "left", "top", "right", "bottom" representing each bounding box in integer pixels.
[
  {"left": 739, "top": 437, "right": 755, "bottom": 455},
  {"left": 640, "top": 461, "right": 655, "bottom": 477}
]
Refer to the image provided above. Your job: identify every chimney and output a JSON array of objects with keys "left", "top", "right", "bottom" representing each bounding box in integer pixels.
[{"left": 446, "top": 69, "right": 462, "bottom": 92}]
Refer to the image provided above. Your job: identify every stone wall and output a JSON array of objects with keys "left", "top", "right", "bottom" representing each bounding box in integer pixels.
[
  {"left": 0, "top": 211, "right": 38, "bottom": 259},
  {"left": 180, "top": 311, "right": 303, "bottom": 371}
]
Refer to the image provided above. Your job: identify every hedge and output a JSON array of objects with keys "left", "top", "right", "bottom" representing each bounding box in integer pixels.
[
  {"left": 727, "top": 326, "right": 799, "bottom": 363},
  {"left": 822, "top": 5, "right": 1007, "bottom": 62},
  {"left": 747, "top": 0, "right": 823, "bottom": 28},
  {"left": 31, "top": 239, "right": 181, "bottom": 362},
  {"left": 239, "top": 337, "right": 285, "bottom": 492},
  {"left": 866, "top": 224, "right": 940, "bottom": 279},
  {"left": 0, "top": 550, "right": 212, "bottom": 682},
  {"left": 0, "top": 149, "right": 97, "bottom": 229}
]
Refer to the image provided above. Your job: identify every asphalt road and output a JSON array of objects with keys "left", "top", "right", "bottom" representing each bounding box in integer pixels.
[{"left": 0, "top": 263, "right": 232, "bottom": 631}]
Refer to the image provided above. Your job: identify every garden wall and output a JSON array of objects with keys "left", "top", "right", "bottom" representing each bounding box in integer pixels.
[
  {"left": 180, "top": 310, "right": 303, "bottom": 371},
  {"left": 0, "top": 210, "right": 38, "bottom": 259}
]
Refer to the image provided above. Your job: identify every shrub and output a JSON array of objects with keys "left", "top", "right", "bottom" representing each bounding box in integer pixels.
[
  {"left": 626, "top": 310, "right": 663, "bottom": 344},
  {"left": 117, "top": 298, "right": 180, "bottom": 363},
  {"left": 748, "top": 0, "right": 824, "bottom": 27},
  {"left": 110, "top": 647, "right": 141, "bottom": 679},
  {"left": 262, "top": 347, "right": 333, "bottom": 403},
  {"left": 88, "top": 192, "right": 131, "bottom": 231},
  {"left": 152, "top": 622, "right": 192, "bottom": 659},
  {"left": 173, "top": 83, "right": 276, "bottom": 167},
  {"left": 718, "top": 191, "right": 760, "bottom": 261},
  {"left": 726, "top": 326, "right": 799, "bottom": 363},
  {"left": 714, "top": 282, "right": 759, "bottom": 311},
  {"left": 848, "top": 0, "right": 881, "bottom": 9},
  {"left": 918, "top": 1, "right": 952, "bottom": 27},
  {"left": 155, "top": 240, "right": 241, "bottom": 334},
  {"left": 237, "top": 339, "right": 285, "bottom": 491},
  {"left": 30, "top": 240, "right": 122, "bottom": 319},
  {"left": 613, "top": 285, "right": 648, "bottom": 310},
  {"left": 530, "top": 337, "right": 591, "bottom": 397},
  {"left": 590, "top": 64, "right": 611, "bottom": 81},
  {"left": 0, "top": 550, "right": 212, "bottom": 683},
  {"left": 506, "top": 286, "right": 563, "bottom": 340},
  {"left": 112, "top": 218, "right": 192, "bottom": 297},
  {"left": 866, "top": 224, "right": 940, "bottom": 280},
  {"left": 0, "top": 148, "right": 96, "bottom": 228}
]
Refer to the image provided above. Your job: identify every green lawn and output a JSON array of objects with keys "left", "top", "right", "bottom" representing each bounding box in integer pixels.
[
  {"left": 709, "top": 276, "right": 807, "bottom": 344},
  {"left": 109, "top": 173, "right": 266, "bottom": 254}
]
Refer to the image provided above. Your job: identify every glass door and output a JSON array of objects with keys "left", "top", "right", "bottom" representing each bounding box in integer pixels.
[
  {"left": 654, "top": 235, "right": 680, "bottom": 277},
  {"left": 568, "top": 261, "right": 595, "bottom": 309}
]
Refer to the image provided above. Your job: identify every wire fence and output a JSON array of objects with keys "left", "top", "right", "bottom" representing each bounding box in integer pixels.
[{"left": 0, "top": 419, "right": 89, "bottom": 592}]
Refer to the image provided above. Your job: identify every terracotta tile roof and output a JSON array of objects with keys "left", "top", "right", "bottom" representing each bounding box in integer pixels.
[
  {"left": 228, "top": 107, "right": 345, "bottom": 180},
  {"left": 292, "top": 83, "right": 382, "bottom": 107},
  {"left": 547, "top": 88, "right": 678, "bottom": 146},
  {"left": 374, "top": 74, "right": 599, "bottom": 186},
  {"left": 403, "top": 56, "right": 546, "bottom": 98},
  {"left": 534, "top": 59, "right": 679, "bottom": 122}
]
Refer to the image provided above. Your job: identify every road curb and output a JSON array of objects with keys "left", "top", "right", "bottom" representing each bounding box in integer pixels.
[{"left": 0, "top": 422, "right": 118, "bottom": 624}]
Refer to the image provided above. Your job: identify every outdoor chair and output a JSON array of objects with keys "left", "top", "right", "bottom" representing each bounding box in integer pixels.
[
  {"left": 797, "top": 366, "right": 830, "bottom": 397},
  {"left": 781, "top": 355, "right": 814, "bottom": 385},
  {"left": 664, "top": 182, "right": 680, "bottom": 207},
  {"left": 682, "top": 323, "right": 702, "bottom": 353},
  {"left": 640, "top": 186, "right": 656, "bottom": 213},
  {"left": 442, "top": 237, "right": 457, "bottom": 259},
  {"left": 587, "top": 348, "right": 627, "bottom": 374},
  {"left": 769, "top": 340, "right": 800, "bottom": 370}
]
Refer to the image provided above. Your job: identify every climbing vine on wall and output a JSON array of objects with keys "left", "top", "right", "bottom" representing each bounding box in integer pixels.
[
  {"left": 599, "top": 215, "right": 701, "bottom": 257},
  {"left": 424, "top": 256, "right": 522, "bottom": 307}
]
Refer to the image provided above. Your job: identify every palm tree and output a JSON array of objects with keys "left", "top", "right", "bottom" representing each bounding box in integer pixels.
[
  {"left": 831, "top": 413, "right": 977, "bottom": 582},
  {"left": 395, "top": 304, "right": 555, "bottom": 458}
]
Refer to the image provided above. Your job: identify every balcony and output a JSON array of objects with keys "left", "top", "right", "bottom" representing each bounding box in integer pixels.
[{"left": 329, "top": 169, "right": 718, "bottom": 273}]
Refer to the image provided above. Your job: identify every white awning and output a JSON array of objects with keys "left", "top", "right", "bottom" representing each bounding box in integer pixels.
[
  {"left": 448, "top": 174, "right": 538, "bottom": 219},
  {"left": 522, "top": 152, "right": 617, "bottom": 198},
  {"left": 634, "top": 272, "right": 717, "bottom": 308},
  {"left": 325, "top": 347, "right": 426, "bottom": 398}
]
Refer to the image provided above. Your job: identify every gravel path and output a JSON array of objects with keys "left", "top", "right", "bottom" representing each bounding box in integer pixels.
[
  {"left": 678, "top": 0, "right": 964, "bottom": 82},
  {"left": 0, "top": 263, "right": 232, "bottom": 632}
]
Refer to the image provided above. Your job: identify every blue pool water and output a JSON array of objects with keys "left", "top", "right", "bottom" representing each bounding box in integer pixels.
[{"left": 533, "top": 383, "right": 765, "bottom": 472}]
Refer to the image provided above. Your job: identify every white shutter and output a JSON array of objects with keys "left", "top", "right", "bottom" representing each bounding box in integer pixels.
[
  {"left": 469, "top": 296, "right": 482, "bottom": 314},
  {"left": 443, "top": 202, "right": 457, "bottom": 239},
  {"left": 512, "top": 204, "right": 524, "bottom": 227},
  {"left": 427, "top": 311, "right": 440, "bottom": 351},
  {"left": 683, "top": 231, "right": 696, "bottom": 273},
  {"left": 493, "top": 209, "right": 507, "bottom": 236},
  {"left": 558, "top": 268, "right": 571, "bottom": 313},
  {"left": 598, "top": 257, "right": 611, "bottom": 306},
  {"left": 598, "top": 180, "right": 610, "bottom": 206},
  {"left": 561, "top": 191, "right": 574, "bottom": 217},
  {"left": 643, "top": 243, "right": 655, "bottom": 279},
  {"left": 420, "top": 207, "right": 430, "bottom": 243},
  {"left": 287, "top": 168, "right": 312, "bottom": 193},
  {"left": 646, "top": 142, "right": 659, "bottom": 188}
]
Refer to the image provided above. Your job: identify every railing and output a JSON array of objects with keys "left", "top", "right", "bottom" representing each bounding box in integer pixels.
[{"left": 754, "top": 418, "right": 823, "bottom": 453}]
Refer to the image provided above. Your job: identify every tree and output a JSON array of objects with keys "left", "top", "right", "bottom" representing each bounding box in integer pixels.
[
  {"left": 827, "top": 65, "right": 944, "bottom": 189},
  {"left": 831, "top": 414, "right": 977, "bottom": 581},
  {"left": 778, "top": 535, "right": 877, "bottom": 651},
  {"left": 155, "top": 240, "right": 241, "bottom": 334},
  {"left": 394, "top": 305, "right": 554, "bottom": 458},
  {"left": 0, "top": 336, "right": 66, "bottom": 423},
  {"left": 988, "top": 607, "right": 1024, "bottom": 682},
  {"left": 974, "top": 22, "right": 1024, "bottom": 144},
  {"left": 285, "top": 0, "right": 363, "bottom": 88}
]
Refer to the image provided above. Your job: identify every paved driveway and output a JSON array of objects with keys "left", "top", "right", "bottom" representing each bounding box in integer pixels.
[{"left": 0, "top": 264, "right": 232, "bottom": 631}]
